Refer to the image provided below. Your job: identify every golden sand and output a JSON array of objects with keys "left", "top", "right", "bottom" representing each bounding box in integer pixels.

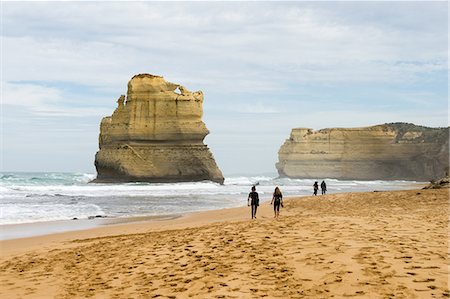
[{"left": 1, "top": 189, "right": 449, "bottom": 298}]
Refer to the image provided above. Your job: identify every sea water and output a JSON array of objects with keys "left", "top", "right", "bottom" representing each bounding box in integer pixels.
[{"left": 0, "top": 172, "right": 423, "bottom": 226}]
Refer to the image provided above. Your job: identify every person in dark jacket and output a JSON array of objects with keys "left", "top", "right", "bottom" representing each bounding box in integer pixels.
[
  {"left": 313, "top": 181, "right": 319, "bottom": 196},
  {"left": 248, "top": 185, "right": 259, "bottom": 219},
  {"left": 271, "top": 186, "right": 283, "bottom": 218},
  {"left": 320, "top": 180, "right": 327, "bottom": 195}
]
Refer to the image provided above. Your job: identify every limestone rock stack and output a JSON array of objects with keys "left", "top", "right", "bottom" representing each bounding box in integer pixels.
[
  {"left": 94, "top": 74, "right": 224, "bottom": 184},
  {"left": 423, "top": 175, "right": 450, "bottom": 189},
  {"left": 276, "top": 123, "right": 449, "bottom": 181}
]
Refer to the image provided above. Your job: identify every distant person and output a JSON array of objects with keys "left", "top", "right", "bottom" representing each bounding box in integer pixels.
[
  {"left": 313, "top": 181, "right": 319, "bottom": 196},
  {"left": 270, "top": 186, "right": 283, "bottom": 218},
  {"left": 247, "top": 185, "right": 259, "bottom": 219},
  {"left": 321, "top": 180, "right": 327, "bottom": 195}
]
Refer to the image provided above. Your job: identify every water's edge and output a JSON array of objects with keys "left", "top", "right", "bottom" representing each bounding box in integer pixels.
[{"left": 1, "top": 172, "right": 424, "bottom": 239}]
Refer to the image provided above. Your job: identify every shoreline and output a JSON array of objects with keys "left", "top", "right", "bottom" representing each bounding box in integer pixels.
[
  {"left": 1, "top": 188, "right": 448, "bottom": 298},
  {"left": 0, "top": 182, "right": 427, "bottom": 242}
]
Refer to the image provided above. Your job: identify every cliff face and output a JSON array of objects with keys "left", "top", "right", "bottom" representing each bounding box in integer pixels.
[
  {"left": 276, "top": 123, "right": 449, "bottom": 181},
  {"left": 94, "top": 74, "right": 224, "bottom": 184}
]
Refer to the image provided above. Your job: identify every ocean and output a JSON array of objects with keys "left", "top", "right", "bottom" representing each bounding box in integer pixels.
[{"left": 0, "top": 172, "right": 423, "bottom": 227}]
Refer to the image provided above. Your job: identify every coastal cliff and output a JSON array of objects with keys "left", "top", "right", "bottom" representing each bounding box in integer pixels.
[
  {"left": 276, "top": 123, "right": 449, "bottom": 181},
  {"left": 93, "top": 74, "right": 224, "bottom": 184}
]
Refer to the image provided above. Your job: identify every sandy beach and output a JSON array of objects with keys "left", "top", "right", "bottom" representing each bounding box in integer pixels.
[{"left": 1, "top": 188, "right": 448, "bottom": 298}]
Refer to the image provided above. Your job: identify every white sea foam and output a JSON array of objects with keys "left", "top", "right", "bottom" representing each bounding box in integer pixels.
[
  {"left": 0, "top": 203, "right": 105, "bottom": 225},
  {"left": 73, "top": 173, "right": 97, "bottom": 183}
]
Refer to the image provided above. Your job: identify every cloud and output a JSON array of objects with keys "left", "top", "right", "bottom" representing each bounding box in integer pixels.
[
  {"left": 1, "top": 1, "right": 447, "bottom": 173},
  {"left": 231, "top": 102, "right": 282, "bottom": 114},
  {"left": 2, "top": 82, "right": 111, "bottom": 117},
  {"left": 2, "top": 2, "right": 447, "bottom": 92},
  {"left": 2, "top": 81, "right": 62, "bottom": 108}
]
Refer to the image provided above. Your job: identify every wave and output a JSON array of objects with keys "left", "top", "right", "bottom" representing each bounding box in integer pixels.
[
  {"left": 1, "top": 172, "right": 423, "bottom": 227},
  {"left": 1, "top": 172, "right": 422, "bottom": 200},
  {"left": 73, "top": 173, "right": 97, "bottom": 183},
  {"left": 0, "top": 172, "right": 97, "bottom": 186},
  {"left": 0, "top": 203, "right": 105, "bottom": 225},
  {"left": 224, "top": 176, "right": 274, "bottom": 186}
]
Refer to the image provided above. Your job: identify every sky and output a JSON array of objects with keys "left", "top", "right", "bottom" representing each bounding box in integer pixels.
[{"left": 1, "top": 1, "right": 448, "bottom": 175}]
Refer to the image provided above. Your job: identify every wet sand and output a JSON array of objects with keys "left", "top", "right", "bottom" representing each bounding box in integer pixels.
[
  {"left": 0, "top": 214, "right": 183, "bottom": 241},
  {"left": 1, "top": 189, "right": 448, "bottom": 298}
]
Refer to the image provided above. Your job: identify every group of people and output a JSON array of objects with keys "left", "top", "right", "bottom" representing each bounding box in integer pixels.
[
  {"left": 247, "top": 180, "right": 328, "bottom": 219},
  {"left": 313, "top": 180, "right": 327, "bottom": 196},
  {"left": 247, "top": 186, "right": 283, "bottom": 219},
  {"left": 247, "top": 185, "right": 283, "bottom": 219}
]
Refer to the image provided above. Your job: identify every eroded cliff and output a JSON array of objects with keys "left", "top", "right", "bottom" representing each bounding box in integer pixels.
[
  {"left": 94, "top": 74, "right": 224, "bottom": 184},
  {"left": 276, "top": 123, "right": 449, "bottom": 181}
]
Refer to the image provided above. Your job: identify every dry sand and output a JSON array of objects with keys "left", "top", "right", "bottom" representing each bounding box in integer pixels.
[{"left": 0, "top": 189, "right": 448, "bottom": 298}]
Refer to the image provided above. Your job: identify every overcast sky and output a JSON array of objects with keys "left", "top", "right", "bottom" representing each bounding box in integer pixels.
[{"left": 1, "top": 1, "right": 448, "bottom": 175}]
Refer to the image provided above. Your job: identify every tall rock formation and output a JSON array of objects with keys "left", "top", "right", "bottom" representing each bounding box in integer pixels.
[
  {"left": 276, "top": 123, "right": 449, "bottom": 181},
  {"left": 94, "top": 74, "right": 224, "bottom": 184}
]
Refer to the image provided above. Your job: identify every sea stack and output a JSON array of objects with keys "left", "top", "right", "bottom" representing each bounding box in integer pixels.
[
  {"left": 276, "top": 123, "right": 449, "bottom": 181},
  {"left": 93, "top": 74, "right": 224, "bottom": 184}
]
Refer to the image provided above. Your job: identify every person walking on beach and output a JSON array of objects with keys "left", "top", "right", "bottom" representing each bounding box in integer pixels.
[
  {"left": 320, "top": 180, "right": 327, "bottom": 195},
  {"left": 248, "top": 185, "right": 259, "bottom": 219},
  {"left": 271, "top": 187, "right": 283, "bottom": 218},
  {"left": 313, "top": 181, "right": 319, "bottom": 196}
]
